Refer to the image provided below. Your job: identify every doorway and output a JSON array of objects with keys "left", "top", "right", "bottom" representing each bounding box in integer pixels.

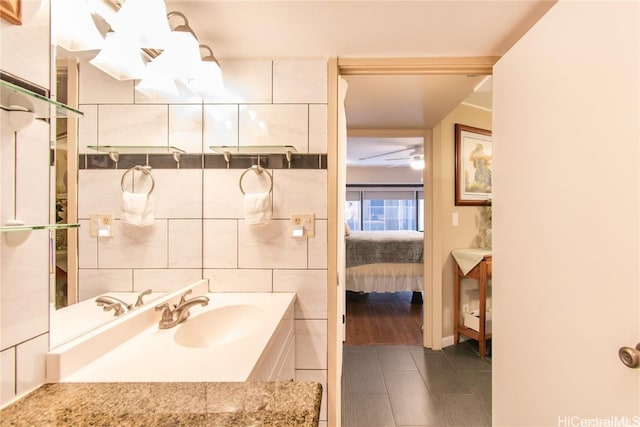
[
  {"left": 342, "top": 130, "right": 426, "bottom": 346},
  {"left": 326, "top": 57, "right": 496, "bottom": 426}
]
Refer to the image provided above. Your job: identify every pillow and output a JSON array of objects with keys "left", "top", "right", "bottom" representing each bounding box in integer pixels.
[{"left": 345, "top": 222, "right": 351, "bottom": 236}]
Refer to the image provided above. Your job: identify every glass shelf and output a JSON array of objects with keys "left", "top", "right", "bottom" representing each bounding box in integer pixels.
[
  {"left": 0, "top": 223, "right": 80, "bottom": 233},
  {"left": 0, "top": 79, "right": 83, "bottom": 118},
  {"left": 210, "top": 145, "right": 297, "bottom": 154},
  {"left": 87, "top": 145, "right": 186, "bottom": 155}
]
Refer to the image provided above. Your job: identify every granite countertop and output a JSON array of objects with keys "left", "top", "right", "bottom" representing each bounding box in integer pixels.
[{"left": 0, "top": 381, "right": 322, "bottom": 426}]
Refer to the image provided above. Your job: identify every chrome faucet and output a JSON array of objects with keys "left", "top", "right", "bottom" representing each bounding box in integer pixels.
[
  {"left": 102, "top": 302, "right": 126, "bottom": 317},
  {"left": 135, "top": 289, "right": 153, "bottom": 308},
  {"left": 95, "top": 295, "right": 133, "bottom": 314},
  {"left": 155, "top": 290, "right": 209, "bottom": 329}
]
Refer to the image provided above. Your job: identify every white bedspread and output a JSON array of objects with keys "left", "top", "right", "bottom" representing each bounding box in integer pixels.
[{"left": 345, "top": 263, "right": 423, "bottom": 293}]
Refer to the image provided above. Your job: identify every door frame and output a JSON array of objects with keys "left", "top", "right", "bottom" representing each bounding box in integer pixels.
[{"left": 326, "top": 56, "right": 498, "bottom": 426}]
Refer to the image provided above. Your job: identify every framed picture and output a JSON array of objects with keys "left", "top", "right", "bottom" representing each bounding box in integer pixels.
[
  {"left": 0, "top": 0, "right": 21, "bottom": 25},
  {"left": 455, "top": 123, "right": 492, "bottom": 206}
]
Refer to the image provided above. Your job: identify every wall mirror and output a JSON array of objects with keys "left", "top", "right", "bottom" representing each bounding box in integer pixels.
[{"left": 49, "top": 50, "right": 169, "bottom": 349}]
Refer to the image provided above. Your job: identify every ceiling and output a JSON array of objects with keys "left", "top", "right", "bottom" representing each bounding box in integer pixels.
[
  {"left": 164, "top": 1, "right": 555, "bottom": 166},
  {"left": 165, "top": 1, "right": 554, "bottom": 60},
  {"left": 343, "top": 74, "right": 492, "bottom": 166}
]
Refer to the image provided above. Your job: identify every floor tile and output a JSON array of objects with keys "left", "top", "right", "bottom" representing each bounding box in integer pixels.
[
  {"left": 410, "top": 350, "right": 470, "bottom": 394},
  {"left": 342, "top": 344, "right": 492, "bottom": 427},
  {"left": 344, "top": 344, "right": 378, "bottom": 353},
  {"left": 442, "top": 342, "right": 492, "bottom": 371},
  {"left": 377, "top": 345, "right": 419, "bottom": 372},
  {"left": 383, "top": 370, "right": 442, "bottom": 426},
  {"left": 342, "top": 349, "right": 386, "bottom": 394},
  {"left": 432, "top": 393, "right": 492, "bottom": 427},
  {"left": 342, "top": 393, "right": 396, "bottom": 427},
  {"left": 455, "top": 370, "right": 492, "bottom": 417}
]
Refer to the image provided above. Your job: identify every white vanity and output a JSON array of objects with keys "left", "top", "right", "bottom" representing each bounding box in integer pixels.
[{"left": 46, "top": 279, "right": 296, "bottom": 383}]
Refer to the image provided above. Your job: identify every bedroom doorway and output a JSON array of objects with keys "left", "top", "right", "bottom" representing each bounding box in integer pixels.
[
  {"left": 341, "top": 134, "right": 427, "bottom": 346},
  {"left": 327, "top": 57, "right": 495, "bottom": 426},
  {"left": 338, "top": 75, "right": 432, "bottom": 349},
  {"left": 339, "top": 70, "right": 493, "bottom": 349}
]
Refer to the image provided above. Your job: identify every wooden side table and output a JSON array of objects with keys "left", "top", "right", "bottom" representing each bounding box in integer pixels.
[{"left": 452, "top": 250, "right": 492, "bottom": 358}]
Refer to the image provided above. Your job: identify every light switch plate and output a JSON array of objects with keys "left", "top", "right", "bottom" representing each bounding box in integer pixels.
[{"left": 290, "top": 213, "right": 315, "bottom": 237}]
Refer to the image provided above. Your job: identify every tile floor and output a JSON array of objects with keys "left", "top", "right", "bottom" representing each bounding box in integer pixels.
[{"left": 342, "top": 341, "right": 492, "bottom": 426}]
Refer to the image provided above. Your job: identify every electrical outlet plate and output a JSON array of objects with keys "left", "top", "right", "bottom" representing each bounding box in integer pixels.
[
  {"left": 290, "top": 213, "right": 315, "bottom": 237},
  {"left": 462, "top": 303, "right": 470, "bottom": 313},
  {"left": 90, "top": 214, "right": 114, "bottom": 238}
]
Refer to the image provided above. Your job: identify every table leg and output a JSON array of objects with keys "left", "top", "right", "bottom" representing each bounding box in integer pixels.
[
  {"left": 478, "top": 260, "right": 487, "bottom": 358},
  {"left": 453, "top": 265, "right": 460, "bottom": 345}
]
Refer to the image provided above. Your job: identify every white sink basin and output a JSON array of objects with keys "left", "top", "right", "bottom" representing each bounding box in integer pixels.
[
  {"left": 174, "top": 304, "right": 266, "bottom": 348},
  {"left": 51, "top": 291, "right": 296, "bottom": 383}
]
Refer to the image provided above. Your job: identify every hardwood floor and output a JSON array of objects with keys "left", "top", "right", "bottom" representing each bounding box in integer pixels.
[{"left": 345, "top": 291, "right": 423, "bottom": 345}]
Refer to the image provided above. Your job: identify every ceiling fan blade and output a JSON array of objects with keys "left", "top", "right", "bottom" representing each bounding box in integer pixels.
[
  {"left": 358, "top": 146, "right": 412, "bottom": 161},
  {"left": 385, "top": 153, "right": 424, "bottom": 161}
]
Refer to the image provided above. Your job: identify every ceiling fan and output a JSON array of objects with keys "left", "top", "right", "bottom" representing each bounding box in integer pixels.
[
  {"left": 384, "top": 145, "right": 425, "bottom": 170},
  {"left": 358, "top": 144, "right": 423, "bottom": 162}
]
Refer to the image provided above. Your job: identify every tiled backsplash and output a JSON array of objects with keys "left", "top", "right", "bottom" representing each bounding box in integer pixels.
[
  {"left": 0, "top": 0, "right": 52, "bottom": 407},
  {"left": 79, "top": 153, "right": 327, "bottom": 170},
  {"left": 76, "top": 58, "right": 329, "bottom": 421}
]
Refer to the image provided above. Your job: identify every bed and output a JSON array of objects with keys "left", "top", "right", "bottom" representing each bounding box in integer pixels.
[{"left": 345, "top": 230, "right": 424, "bottom": 293}]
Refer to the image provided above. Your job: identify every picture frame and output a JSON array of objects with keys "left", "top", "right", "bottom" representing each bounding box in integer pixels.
[
  {"left": 455, "top": 123, "right": 492, "bottom": 206},
  {"left": 0, "top": 0, "right": 21, "bottom": 25}
]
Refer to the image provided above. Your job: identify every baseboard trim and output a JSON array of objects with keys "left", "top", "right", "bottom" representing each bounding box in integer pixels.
[
  {"left": 441, "top": 334, "right": 469, "bottom": 348},
  {"left": 442, "top": 335, "right": 454, "bottom": 348}
]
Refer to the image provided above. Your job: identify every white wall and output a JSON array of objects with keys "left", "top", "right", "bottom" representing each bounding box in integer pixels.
[
  {"left": 433, "top": 103, "right": 492, "bottom": 339},
  {"left": 347, "top": 166, "right": 423, "bottom": 184},
  {"left": 493, "top": 1, "right": 639, "bottom": 424},
  {"left": 0, "top": 0, "right": 52, "bottom": 407},
  {"left": 75, "top": 59, "right": 329, "bottom": 422}
]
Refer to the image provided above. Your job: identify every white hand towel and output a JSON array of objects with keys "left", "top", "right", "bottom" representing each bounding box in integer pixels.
[
  {"left": 138, "top": 196, "right": 155, "bottom": 227},
  {"left": 121, "top": 191, "right": 155, "bottom": 227},
  {"left": 244, "top": 192, "right": 272, "bottom": 226}
]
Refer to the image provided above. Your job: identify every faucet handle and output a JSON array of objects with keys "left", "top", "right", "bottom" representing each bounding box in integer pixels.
[
  {"left": 178, "top": 289, "right": 193, "bottom": 305},
  {"left": 155, "top": 303, "right": 174, "bottom": 321},
  {"left": 135, "top": 289, "right": 153, "bottom": 307},
  {"left": 103, "top": 303, "right": 125, "bottom": 317}
]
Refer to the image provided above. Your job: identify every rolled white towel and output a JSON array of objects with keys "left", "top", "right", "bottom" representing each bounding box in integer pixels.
[
  {"left": 244, "top": 192, "right": 272, "bottom": 226},
  {"left": 138, "top": 196, "right": 155, "bottom": 227},
  {"left": 121, "top": 191, "right": 154, "bottom": 227}
]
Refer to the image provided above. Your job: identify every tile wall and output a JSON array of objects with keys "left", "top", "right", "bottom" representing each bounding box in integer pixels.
[
  {"left": 76, "top": 58, "right": 328, "bottom": 422},
  {"left": 0, "top": 0, "right": 52, "bottom": 407}
]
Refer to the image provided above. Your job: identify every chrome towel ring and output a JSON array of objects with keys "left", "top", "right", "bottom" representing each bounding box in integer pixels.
[
  {"left": 239, "top": 165, "right": 273, "bottom": 195},
  {"left": 121, "top": 165, "right": 155, "bottom": 195}
]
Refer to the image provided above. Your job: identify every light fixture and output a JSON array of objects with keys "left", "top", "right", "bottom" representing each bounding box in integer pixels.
[
  {"left": 135, "top": 60, "right": 179, "bottom": 99},
  {"left": 52, "top": 0, "right": 104, "bottom": 52},
  {"left": 136, "top": 68, "right": 200, "bottom": 101},
  {"left": 83, "top": 5, "right": 226, "bottom": 100},
  {"left": 109, "top": 0, "right": 171, "bottom": 48},
  {"left": 189, "top": 45, "right": 225, "bottom": 100},
  {"left": 152, "top": 11, "right": 202, "bottom": 81},
  {"left": 135, "top": 11, "right": 225, "bottom": 100},
  {"left": 89, "top": 31, "right": 146, "bottom": 80},
  {"left": 410, "top": 157, "right": 425, "bottom": 170}
]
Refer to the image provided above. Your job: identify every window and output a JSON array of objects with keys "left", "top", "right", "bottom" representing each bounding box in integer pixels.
[
  {"left": 345, "top": 191, "right": 361, "bottom": 231},
  {"left": 417, "top": 191, "right": 424, "bottom": 232},
  {"left": 345, "top": 186, "right": 424, "bottom": 231}
]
